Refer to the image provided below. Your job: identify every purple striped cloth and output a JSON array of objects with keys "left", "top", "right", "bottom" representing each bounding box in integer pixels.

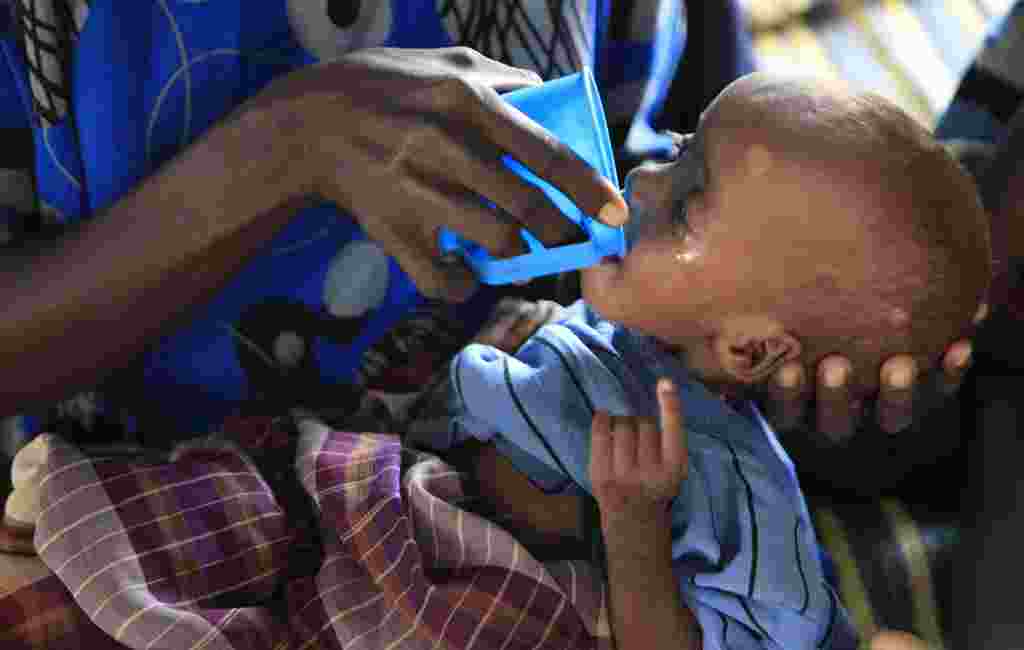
[
  {"left": 286, "top": 420, "right": 609, "bottom": 650},
  {"left": 28, "top": 419, "right": 610, "bottom": 650},
  {"left": 32, "top": 433, "right": 294, "bottom": 649}
]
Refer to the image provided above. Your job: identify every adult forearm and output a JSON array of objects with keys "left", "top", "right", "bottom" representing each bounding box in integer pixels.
[
  {"left": 0, "top": 94, "right": 310, "bottom": 414},
  {"left": 602, "top": 512, "right": 701, "bottom": 650}
]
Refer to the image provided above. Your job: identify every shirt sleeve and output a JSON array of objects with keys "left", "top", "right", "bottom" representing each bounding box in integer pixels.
[{"left": 451, "top": 318, "right": 637, "bottom": 493}]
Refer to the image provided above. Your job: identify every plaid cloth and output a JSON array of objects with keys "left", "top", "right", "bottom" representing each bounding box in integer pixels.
[
  {"left": 31, "top": 432, "right": 294, "bottom": 649},
  {"left": 22, "top": 417, "right": 609, "bottom": 650}
]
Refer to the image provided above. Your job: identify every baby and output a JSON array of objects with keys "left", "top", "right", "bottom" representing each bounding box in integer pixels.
[{"left": 421, "top": 73, "right": 991, "bottom": 650}]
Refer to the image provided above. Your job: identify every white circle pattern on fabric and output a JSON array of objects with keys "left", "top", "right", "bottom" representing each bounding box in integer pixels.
[
  {"left": 323, "top": 239, "right": 391, "bottom": 318},
  {"left": 286, "top": 0, "right": 393, "bottom": 61},
  {"left": 274, "top": 331, "right": 307, "bottom": 368}
]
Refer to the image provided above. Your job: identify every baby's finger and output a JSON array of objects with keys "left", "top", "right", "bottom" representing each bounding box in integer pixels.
[
  {"left": 875, "top": 356, "right": 917, "bottom": 435},
  {"left": 815, "top": 357, "right": 857, "bottom": 443},
  {"left": 590, "top": 410, "right": 614, "bottom": 480},
  {"left": 611, "top": 416, "right": 638, "bottom": 477},
  {"left": 657, "top": 379, "right": 687, "bottom": 469}
]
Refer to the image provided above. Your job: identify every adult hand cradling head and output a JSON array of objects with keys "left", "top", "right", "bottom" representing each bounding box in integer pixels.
[{"left": 256, "top": 47, "right": 628, "bottom": 302}]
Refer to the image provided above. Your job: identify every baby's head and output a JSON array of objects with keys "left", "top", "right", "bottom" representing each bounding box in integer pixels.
[{"left": 583, "top": 72, "right": 991, "bottom": 399}]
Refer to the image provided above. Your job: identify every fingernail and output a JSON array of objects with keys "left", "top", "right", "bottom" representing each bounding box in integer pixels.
[
  {"left": 888, "top": 365, "right": 914, "bottom": 389},
  {"left": 824, "top": 364, "right": 847, "bottom": 388},
  {"left": 598, "top": 191, "right": 629, "bottom": 226},
  {"left": 953, "top": 344, "right": 972, "bottom": 369},
  {"left": 658, "top": 378, "right": 674, "bottom": 393},
  {"left": 973, "top": 302, "right": 988, "bottom": 325},
  {"left": 778, "top": 366, "right": 801, "bottom": 388}
]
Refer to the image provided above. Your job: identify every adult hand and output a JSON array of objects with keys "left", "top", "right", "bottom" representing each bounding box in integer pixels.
[
  {"left": 760, "top": 304, "right": 985, "bottom": 442},
  {"left": 590, "top": 379, "right": 687, "bottom": 521},
  {"left": 266, "top": 47, "right": 628, "bottom": 301}
]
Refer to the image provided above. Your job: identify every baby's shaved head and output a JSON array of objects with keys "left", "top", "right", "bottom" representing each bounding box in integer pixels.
[{"left": 704, "top": 74, "right": 992, "bottom": 394}]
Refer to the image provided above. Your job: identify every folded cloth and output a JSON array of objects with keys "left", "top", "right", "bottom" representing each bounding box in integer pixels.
[
  {"left": 33, "top": 433, "right": 294, "bottom": 650},
  {"left": 27, "top": 416, "right": 612, "bottom": 650},
  {"left": 287, "top": 420, "right": 612, "bottom": 650}
]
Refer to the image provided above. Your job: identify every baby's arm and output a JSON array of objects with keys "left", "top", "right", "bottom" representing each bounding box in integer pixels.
[{"left": 590, "top": 379, "right": 702, "bottom": 650}]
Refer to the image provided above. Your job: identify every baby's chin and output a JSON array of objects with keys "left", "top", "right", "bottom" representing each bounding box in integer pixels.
[{"left": 580, "top": 257, "right": 624, "bottom": 317}]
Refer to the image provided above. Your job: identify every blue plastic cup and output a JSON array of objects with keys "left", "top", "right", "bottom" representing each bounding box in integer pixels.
[{"left": 438, "top": 68, "right": 625, "bottom": 285}]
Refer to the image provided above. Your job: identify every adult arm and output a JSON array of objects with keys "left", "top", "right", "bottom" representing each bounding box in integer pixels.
[
  {"left": 0, "top": 99, "right": 307, "bottom": 415},
  {"left": 0, "top": 47, "right": 627, "bottom": 415}
]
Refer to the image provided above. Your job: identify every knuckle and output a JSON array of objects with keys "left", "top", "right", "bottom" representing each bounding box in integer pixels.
[
  {"left": 439, "top": 74, "right": 484, "bottom": 108},
  {"left": 391, "top": 173, "right": 417, "bottom": 197},
  {"left": 394, "top": 124, "right": 449, "bottom": 170},
  {"left": 416, "top": 122, "right": 449, "bottom": 149},
  {"left": 447, "top": 46, "right": 481, "bottom": 66}
]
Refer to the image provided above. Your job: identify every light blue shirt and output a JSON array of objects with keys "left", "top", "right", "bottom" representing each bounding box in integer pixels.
[{"left": 451, "top": 301, "right": 857, "bottom": 650}]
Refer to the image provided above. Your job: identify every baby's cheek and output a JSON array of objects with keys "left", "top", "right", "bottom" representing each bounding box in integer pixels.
[{"left": 580, "top": 266, "right": 619, "bottom": 317}]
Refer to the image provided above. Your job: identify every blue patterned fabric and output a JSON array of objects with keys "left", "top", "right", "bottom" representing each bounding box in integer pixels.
[{"left": 0, "top": 0, "right": 686, "bottom": 435}]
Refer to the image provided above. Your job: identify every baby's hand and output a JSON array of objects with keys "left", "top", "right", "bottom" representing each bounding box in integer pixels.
[{"left": 589, "top": 379, "right": 687, "bottom": 521}]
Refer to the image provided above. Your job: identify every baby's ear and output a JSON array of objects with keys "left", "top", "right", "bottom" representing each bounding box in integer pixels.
[{"left": 714, "top": 330, "right": 801, "bottom": 384}]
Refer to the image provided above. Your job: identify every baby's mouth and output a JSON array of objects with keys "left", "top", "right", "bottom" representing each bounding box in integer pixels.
[{"left": 674, "top": 207, "right": 691, "bottom": 238}]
